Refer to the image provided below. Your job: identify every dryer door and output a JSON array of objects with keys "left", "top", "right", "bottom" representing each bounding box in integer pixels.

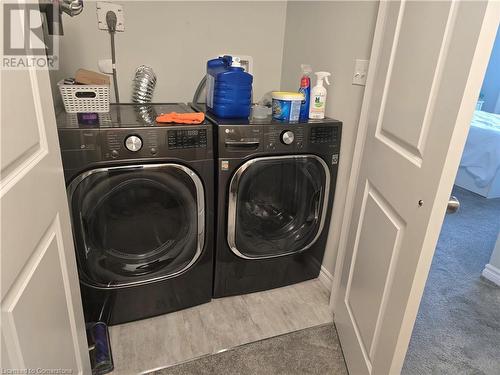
[
  {"left": 68, "top": 163, "right": 204, "bottom": 289},
  {"left": 228, "top": 155, "right": 330, "bottom": 259}
]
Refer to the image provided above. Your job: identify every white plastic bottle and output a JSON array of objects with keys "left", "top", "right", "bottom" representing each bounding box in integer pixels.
[{"left": 309, "top": 72, "right": 331, "bottom": 119}]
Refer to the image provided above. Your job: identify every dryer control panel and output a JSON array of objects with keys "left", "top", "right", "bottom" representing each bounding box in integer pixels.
[
  {"left": 103, "top": 129, "right": 162, "bottom": 159},
  {"left": 53, "top": 125, "right": 213, "bottom": 167},
  {"left": 99, "top": 127, "right": 212, "bottom": 162}
]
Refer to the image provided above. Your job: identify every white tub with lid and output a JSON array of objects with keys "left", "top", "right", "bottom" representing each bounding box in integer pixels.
[{"left": 271, "top": 91, "right": 304, "bottom": 122}]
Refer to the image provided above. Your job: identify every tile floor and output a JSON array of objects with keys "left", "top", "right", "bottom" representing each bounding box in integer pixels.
[{"left": 109, "top": 279, "right": 332, "bottom": 374}]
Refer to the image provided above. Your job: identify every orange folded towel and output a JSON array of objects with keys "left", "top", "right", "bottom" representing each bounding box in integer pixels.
[{"left": 156, "top": 112, "right": 205, "bottom": 125}]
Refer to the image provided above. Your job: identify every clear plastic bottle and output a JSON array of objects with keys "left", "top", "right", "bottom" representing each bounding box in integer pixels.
[{"left": 309, "top": 72, "right": 331, "bottom": 119}]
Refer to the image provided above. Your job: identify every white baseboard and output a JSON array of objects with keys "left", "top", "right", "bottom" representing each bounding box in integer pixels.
[
  {"left": 318, "top": 265, "right": 334, "bottom": 291},
  {"left": 482, "top": 263, "right": 500, "bottom": 286},
  {"left": 310, "top": 257, "right": 334, "bottom": 291}
]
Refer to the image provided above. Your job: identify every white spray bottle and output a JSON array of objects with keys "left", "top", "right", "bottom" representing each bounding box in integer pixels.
[{"left": 309, "top": 72, "right": 331, "bottom": 119}]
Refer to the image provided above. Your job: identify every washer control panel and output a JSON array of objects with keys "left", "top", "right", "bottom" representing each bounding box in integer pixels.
[
  {"left": 264, "top": 126, "right": 305, "bottom": 151},
  {"left": 217, "top": 121, "right": 341, "bottom": 157}
]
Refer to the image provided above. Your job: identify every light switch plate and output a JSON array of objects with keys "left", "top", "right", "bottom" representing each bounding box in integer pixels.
[
  {"left": 352, "top": 59, "right": 369, "bottom": 86},
  {"left": 96, "top": 2, "right": 125, "bottom": 32}
]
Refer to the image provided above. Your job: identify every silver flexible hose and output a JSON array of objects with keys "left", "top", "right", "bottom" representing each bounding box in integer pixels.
[{"left": 132, "top": 65, "right": 157, "bottom": 104}]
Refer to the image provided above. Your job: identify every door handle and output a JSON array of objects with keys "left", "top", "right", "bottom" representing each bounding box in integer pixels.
[
  {"left": 307, "top": 189, "right": 321, "bottom": 222},
  {"left": 447, "top": 196, "right": 460, "bottom": 214}
]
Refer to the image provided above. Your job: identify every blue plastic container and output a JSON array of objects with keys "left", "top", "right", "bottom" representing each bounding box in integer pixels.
[{"left": 206, "top": 56, "right": 253, "bottom": 118}]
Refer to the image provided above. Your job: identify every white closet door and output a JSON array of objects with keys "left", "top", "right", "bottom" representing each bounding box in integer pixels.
[
  {"left": 333, "top": 1, "right": 499, "bottom": 374},
  {"left": 1, "top": 5, "right": 90, "bottom": 374}
]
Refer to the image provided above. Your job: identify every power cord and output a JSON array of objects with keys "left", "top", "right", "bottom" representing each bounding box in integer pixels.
[{"left": 106, "top": 11, "right": 120, "bottom": 103}]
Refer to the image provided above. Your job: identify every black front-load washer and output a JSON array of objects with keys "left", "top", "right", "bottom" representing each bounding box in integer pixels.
[
  {"left": 56, "top": 103, "right": 214, "bottom": 325},
  {"left": 192, "top": 104, "right": 341, "bottom": 298}
]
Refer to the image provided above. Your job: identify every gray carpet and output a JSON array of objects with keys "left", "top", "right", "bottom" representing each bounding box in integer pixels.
[
  {"left": 150, "top": 324, "right": 348, "bottom": 375},
  {"left": 403, "top": 186, "right": 500, "bottom": 375}
]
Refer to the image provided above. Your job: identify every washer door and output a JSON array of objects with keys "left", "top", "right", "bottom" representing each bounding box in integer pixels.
[
  {"left": 68, "top": 163, "right": 204, "bottom": 289},
  {"left": 228, "top": 155, "right": 330, "bottom": 259}
]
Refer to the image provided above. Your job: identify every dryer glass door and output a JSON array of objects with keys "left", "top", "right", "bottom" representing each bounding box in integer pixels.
[
  {"left": 228, "top": 155, "right": 330, "bottom": 259},
  {"left": 68, "top": 164, "right": 204, "bottom": 288}
]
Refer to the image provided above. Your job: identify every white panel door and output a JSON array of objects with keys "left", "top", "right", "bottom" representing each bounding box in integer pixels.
[
  {"left": 0, "top": 6, "right": 90, "bottom": 374},
  {"left": 333, "top": 1, "right": 499, "bottom": 374}
]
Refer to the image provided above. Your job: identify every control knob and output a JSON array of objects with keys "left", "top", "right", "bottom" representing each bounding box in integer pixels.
[
  {"left": 281, "top": 130, "right": 295, "bottom": 145},
  {"left": 125, "top": 135, "right": 143, "bottom": 152}
]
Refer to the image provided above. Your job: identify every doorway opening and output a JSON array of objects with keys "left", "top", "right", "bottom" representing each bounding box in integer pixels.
[{"left": 403, "top": 25, "right": 500, "bottom": 375}]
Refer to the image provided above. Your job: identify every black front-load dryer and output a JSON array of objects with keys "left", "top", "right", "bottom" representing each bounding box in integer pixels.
[
  {"left": 195, "top": 105, "right": 342, "bottom": 298},
  {"left": 56, "top": 103, "right": 214, "bottom": 325}
]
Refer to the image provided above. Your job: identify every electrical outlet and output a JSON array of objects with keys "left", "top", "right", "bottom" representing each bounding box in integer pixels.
[
  {"left": 216, "top": 53, "right": 253, "bottom": 74},
  {"left": 352, "top": 59, "right": 369, "bottom": 86},
  {"left": 96, "top": 2, "right": 125, "bottom": 32},
  {"left": 235, "top": 55, "right": 253, "bottom": 75}
]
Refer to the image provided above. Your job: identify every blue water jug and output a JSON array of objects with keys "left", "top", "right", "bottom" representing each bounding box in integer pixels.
[{"left": 206, "top": 55, "right": 253, "bottom": 118}]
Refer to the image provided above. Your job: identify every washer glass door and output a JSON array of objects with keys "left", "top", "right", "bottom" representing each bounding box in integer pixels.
[
  {"left": 69, "top": 164, "right": 204, "bottom": 288},
  {"left": 228, "top": 155, "right": 330, "bottom": 259}
]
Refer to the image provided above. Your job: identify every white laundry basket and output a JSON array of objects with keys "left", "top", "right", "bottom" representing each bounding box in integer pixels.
[{"left": 58, "top": 80, "right": 110, "bottom": 113}]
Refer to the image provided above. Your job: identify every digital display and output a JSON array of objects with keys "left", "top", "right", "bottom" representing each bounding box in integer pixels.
[
  {"left": 310, "top": 126, "right": 338, "bottom": 144},
  {"left": 81, "top": 113, "right": 98, "bottom": 120},
  {"left": 77, "top": 112, "right": 99, "bottom": 125},
  {"left": 167, "top": 129, "right": 207, "bottom": 149}
]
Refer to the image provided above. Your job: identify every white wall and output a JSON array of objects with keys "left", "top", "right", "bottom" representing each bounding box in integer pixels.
[
  {"left": 281, "top": 1, "right": 379, "bottom": 275},
  {"left": 52, "top": 1, "right": 287, "bottom": 104}
]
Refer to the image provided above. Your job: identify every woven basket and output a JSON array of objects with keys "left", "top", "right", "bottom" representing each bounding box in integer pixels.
[{"left": 58, "top": 80, "right": 110, "bottom": 113}]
